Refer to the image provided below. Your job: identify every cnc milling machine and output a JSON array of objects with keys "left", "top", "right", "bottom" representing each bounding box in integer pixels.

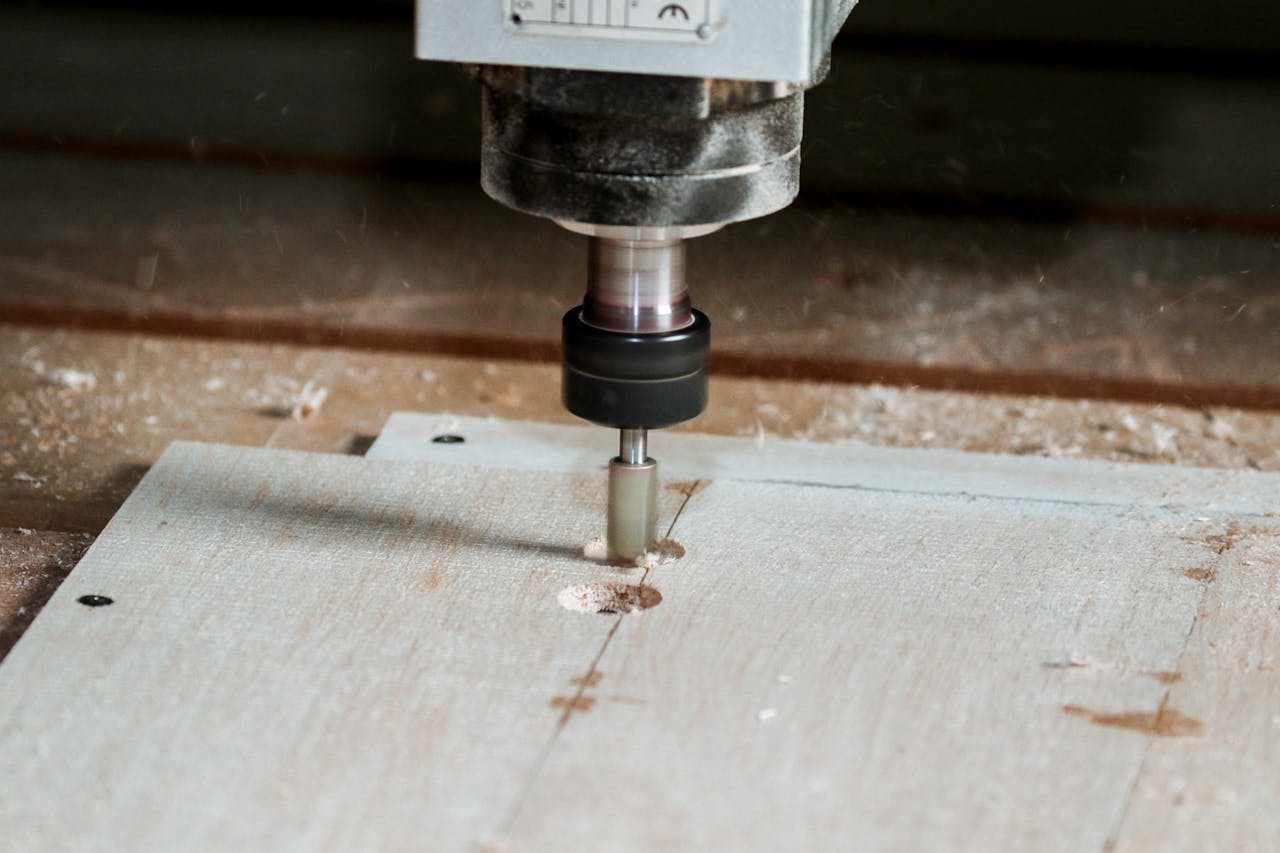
[{"left": 416, "top": 1, "right": 858, "bottom": 560}]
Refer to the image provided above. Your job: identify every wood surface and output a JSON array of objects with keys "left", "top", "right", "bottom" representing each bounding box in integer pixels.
[
  {"left": 0, "top": 420, "right": 1276, "bottom": 850},
  {"left": 368, "top": 413, "right": 1277, "bottom": 515}
]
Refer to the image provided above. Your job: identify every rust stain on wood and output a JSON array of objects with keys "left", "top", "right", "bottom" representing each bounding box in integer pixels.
[
  {"left": 1182, "top": 520, "right": 1274, "bottom": 556},
  {"left": 1183, "top": 566, "right": 1214, "bottom": 582},
  {"left": 570, "top": 670, "right": 604, "bottom": 688},
  {"left": 653, "top": 538, "right": 685, "bottom": 562},
  {"left": 550, "top": 695, "right": 597, "bottom": 714},
  {"left": 1144, "top": 671, "right": 1183, "bottom": 684},
  {"left": 1063, "top": 703, "right": 1201, "bottom": 737},
  {"left": 664, "top": 480, "right": 707, "bottom": 498},
  {"left": 1202, "top": 522, "right": 1245, "bottom": 554}
]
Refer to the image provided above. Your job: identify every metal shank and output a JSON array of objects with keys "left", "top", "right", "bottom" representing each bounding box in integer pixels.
[
  {"left": 620, "top": 428, "right": 648, "bottom": 465},
  {"left": 584, "top": 236, "right": 692, "bottom": 334}
]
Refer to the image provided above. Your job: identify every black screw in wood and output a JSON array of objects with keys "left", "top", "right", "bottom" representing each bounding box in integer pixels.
[
  {"left": 511, "top": 13, "right": 523, "bottom": 25},
  {"left": 432, "top": 434, "right": 465, "bottom": 444},
  {"left": 77, "top": 594, "right": 114, "bottom": 607}
]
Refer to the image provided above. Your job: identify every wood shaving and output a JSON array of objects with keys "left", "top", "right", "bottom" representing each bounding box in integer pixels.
[
  {"left": 635, "top": 538, "right": 685, "bottom": 569},
  {"left": 43, "top": 368, "right": 96, "bottom": 391},
  {"left": 290, "top": 380, "right": 328, "bottom": 421},
  {"left": 1151, "top": 423, "right": 1179, "bottom": 457},
  {"left": 557, "top": 582, "right": 661, "bottom": 614},
  {"left": 1205, "top": 413, "right": 1236, "bottom": 440},
  {"left": 582, "top": 538, "right": 607, "bottom": 561}
]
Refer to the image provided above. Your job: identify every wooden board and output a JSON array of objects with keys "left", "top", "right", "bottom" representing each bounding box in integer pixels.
[
  {"left": 367, "top": 413, "right": 1274, "bottom": 514},
  {"left": 0, "top": 419, "right": 1276, "bottom": 850}
]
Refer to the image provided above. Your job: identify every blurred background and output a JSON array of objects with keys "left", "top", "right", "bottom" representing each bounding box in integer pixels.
[{"left": 2, "top": 0, "right": 1278, "bottom": 405}]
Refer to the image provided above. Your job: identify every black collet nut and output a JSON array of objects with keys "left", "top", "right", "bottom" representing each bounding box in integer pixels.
[{"left": 561, "top": 307, "right": 710, "bottom": 429}]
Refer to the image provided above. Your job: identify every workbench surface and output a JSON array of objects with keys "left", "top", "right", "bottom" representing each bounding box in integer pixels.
[{"left": 3, "top": 322, "right": 1277, "bottom": 661}]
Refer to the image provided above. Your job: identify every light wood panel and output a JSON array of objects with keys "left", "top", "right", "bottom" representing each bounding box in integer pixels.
[
  {"left": 0, "top": 418, "right": 1276, "bottom": 850},
  {"left": 0, "top": 442, "right": 685, "bottom": 850},
  {"left": 368, "top": 413, "right": 1277, "bottom": 514},
  {"left": 1112, "top": 518, "right": 1280, "bottom": 851}
]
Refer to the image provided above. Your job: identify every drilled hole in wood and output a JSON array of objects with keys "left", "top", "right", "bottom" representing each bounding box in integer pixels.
[
  {"left": 557, "top": 583, "right": 662, "bottom": 614},
  {"left": 432, "top": 434, "right": 465, "bottom": 444},
  {"left": 582, "top": 537, "right": 685, "bottom": 568},
  {"left": 77, "top": 595, "right": 113, "bottom": 607}
]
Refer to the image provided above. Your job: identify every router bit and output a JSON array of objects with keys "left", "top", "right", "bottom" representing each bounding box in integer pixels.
[{"left": 608, "top": 428, "right": 658, "bottom": 562}]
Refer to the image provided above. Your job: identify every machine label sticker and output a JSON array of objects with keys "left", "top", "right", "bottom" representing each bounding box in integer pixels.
[{"left": 508, "top": 0, "right": 721, "bottom": 41}]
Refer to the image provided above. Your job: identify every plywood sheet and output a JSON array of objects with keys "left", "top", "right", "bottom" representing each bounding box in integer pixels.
[{"left": 0, "top": 417, "right": 1276, "bottom": 851}]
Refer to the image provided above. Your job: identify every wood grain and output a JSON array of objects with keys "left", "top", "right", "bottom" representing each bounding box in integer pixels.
[
  {"left": 514, "top": 482, "right": 1209, "bottom": 851},
  {"left": 0, "top": 421, "right": 1276, "bottom": 850}
]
